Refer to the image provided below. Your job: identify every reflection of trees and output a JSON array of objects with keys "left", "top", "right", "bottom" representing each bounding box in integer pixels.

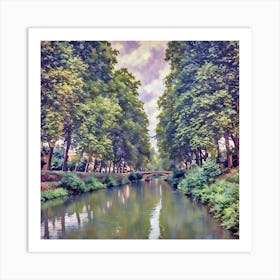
[
  {"left": 42, "top": 208, "right": 49, "bottom": 239},
  {"left": 41, "top": 180, "right": 233, "bottom": 239}
]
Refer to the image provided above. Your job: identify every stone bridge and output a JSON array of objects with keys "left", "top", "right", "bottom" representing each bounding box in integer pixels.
[{"left": 139, "top": 171, "right": 173, "bottom": 181}]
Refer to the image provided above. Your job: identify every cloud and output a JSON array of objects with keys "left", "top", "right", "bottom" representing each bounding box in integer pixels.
[
  {"left": 116, "top": 41, "right": 165, "bottom": 66},
  {"left": 110, "top": 41, "right": 171, "bottom": 151},
  {"left": 111, "top": 41, "right": 140, "bottom": 56}
]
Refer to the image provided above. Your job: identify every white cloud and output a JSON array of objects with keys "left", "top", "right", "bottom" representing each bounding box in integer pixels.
[
  {"left": 144, "top": 98, "right": 158, "bottom": 114},
  {"left": 117, "top": 41, "right": 167, "bottom": 68},
  {"left": 143, "top": 79, "right": 164, "bottom": 95},
  {"left": 159, "top": 63, "right": 171, "bottom": 80},
  {"left": 111, "top": 42, "right": 124, "bottom": 53}
]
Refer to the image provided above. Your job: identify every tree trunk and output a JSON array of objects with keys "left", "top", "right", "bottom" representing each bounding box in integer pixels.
[
  {"left": 194, "top": 149, "right": 200, "bottom": 166},
  {"left": 62, "top": 130, "right": 71, "bottom": 171},
  {"left": 194, "top": 149, "right": 202, "bottom": 166},
  {"left": 231, "top": 134, "right": 239, "bottom": 166},
  {"left": 84, "top": 159, "right": 89, "bottom": 173},
  {"left": 199, "top": 148, "right": 203, "bottom": 165},
  {"left": 74, "top": 163, "right": 78, "bottom": 172},
  {"left": 224, "top": 134, "right": 233, "bottom": 168},
  {"left": 47, "top": 144, "right": 54, "bottom": 170},
  {"left": 117, "top": 162, "right": 122, "bottom": 173},
  {"left": 217, "top": 141, "right": 221, "bottom": 159}
]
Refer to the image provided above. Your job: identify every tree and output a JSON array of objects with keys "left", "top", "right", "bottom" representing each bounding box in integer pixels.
[
  {"left": 157, "top": 41, "right": 239, "bottom": 169},
  {"left": 41, "top": 41, "right": 152, "bottom": 172},
  {"left": 73, "top": 95, "right": 121, "bottom": 172},
  {"left": 41, "top": 41, "right": 86, "bottom": 170}
]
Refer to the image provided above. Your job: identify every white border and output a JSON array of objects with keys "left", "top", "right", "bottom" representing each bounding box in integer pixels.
[{"left": 28, "top": 27, "right": 252, "bottom": 253}]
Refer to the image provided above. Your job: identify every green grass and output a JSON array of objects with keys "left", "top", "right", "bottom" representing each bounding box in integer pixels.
[{"left": 41, "top": 188, "right": 69, "bottom": 202}]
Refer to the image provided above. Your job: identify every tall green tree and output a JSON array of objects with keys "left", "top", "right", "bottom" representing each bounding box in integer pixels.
[
  {"left": 41, "top": 41, "right": 86, "bottom": 170},
  {"left": 157, "top": 41, "right": 239, "bottom": 169}
]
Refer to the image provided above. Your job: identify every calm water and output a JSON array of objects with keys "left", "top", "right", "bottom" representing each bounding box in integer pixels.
[{"left": 41, "top": 179, "right": 234, "bottom": 239}]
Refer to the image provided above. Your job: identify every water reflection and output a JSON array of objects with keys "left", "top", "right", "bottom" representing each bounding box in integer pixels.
[
  {"left": 148, "top": 184, "right": 162, "bottom": 239},
  {"left": 41, "top": 180, "right": 234, "bottom": 239}
]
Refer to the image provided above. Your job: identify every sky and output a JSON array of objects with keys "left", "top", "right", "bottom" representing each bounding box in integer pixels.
[{"left": 110, "top": 41, "right": 170, "bottom": 152}]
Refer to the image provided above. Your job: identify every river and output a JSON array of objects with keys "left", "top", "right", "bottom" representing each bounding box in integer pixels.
[{"left": 41, "top": 179, "right": 234, "bottom": 239}]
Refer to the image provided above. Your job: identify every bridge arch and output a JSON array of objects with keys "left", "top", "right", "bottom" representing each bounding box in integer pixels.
[{"left": 139, "top": 171, "right": 172, "bottom": 181}]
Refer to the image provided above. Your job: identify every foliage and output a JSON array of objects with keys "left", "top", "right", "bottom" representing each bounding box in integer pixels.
[
  {"left": 167, "top": 169, "right": 186, "bottom": 186},
  {"left": 128, "top": 172, "right": 143, "bottom": 182},
  {"left": 102, "top": 175, "right": 120, "bottom": 187},
  {"left": 179, "top": 167, "right": 239, "bottom": 235},
  {"left": 202, "top": 159, "right": 223, "bottom": 182},
  {"left": 50, "top": 157, "right": 63, "bottom": 170},
  {"left": 178, "top": 167, "right": 206, "bottom": 194},
  {"left": 156, "top": 41, "right": 239, "bottom": 168},
  {"left": 41, "top": 41, "right": 152, "bottom": 172},
  {"left": 58, "top": 173, "right": 85, "bottom": 194},
  {"left": 41, "top": 188, "right": 68, "bottom": 202},
  {"left": 82, "top": 176, "right": 106, "bottom": 192}
]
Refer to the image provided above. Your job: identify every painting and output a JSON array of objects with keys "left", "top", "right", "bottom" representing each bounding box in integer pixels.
[{"left": 29, "top": 27, "right": 252, "bottom": 252}]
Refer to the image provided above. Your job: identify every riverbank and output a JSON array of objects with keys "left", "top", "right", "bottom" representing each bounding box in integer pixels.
[
  {"left": 41, "top": 171, "right": 143, "bottom": 202},
  {"left": 168, "top": 161, "right": 239, "bottom": 237}
]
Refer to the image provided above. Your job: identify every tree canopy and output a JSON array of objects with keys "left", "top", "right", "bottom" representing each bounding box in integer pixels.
[
  {"left": 41, "top": 41, "right": 151, "bottom": 172},
  {"left": 156, "top": 41, "right": 239, "bottom": 169}
]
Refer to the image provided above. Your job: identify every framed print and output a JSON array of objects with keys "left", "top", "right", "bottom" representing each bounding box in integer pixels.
[
  {"left": 28, "top": 27, "right": 252, "bottom": 253},
  {"left": 1, "top": 0, "right": 279, "bottom": 279}
]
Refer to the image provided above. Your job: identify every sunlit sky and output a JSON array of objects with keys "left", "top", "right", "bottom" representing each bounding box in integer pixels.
[{"left": 110, "top": 41, "right": 170, "bottom": 152}]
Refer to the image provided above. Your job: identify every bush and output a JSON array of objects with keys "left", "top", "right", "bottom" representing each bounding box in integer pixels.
[
  {"left": 82, "top": 176, "right": 106, "bottom": 192},
  {"left": 176, "top": 163, "right": 239, "bottom": 235},
  {"left": 221, "top": 202, "right": 239, "bottom": 233},
  {"left": 58, "top": 173, "right": 85, "bottom": 194},
  {"left": 178, "top": 167, "right": 206, "bottom": 194},
  {"left": 167, "top": 169, "right": 186, "bottom": 186},
  {"left": 202, "top": 159, "right": 222, "bottom": 181},
  {"left": 102, "top": 175, "right": 119, "bottom": 187},
  {"left": 128, "top": 172, "right": 143, "bottom": 182},
  {"left": 200, "top": 180, "right": 239, "bottom": 234},
  {"left": 41, "top": 188, "right": 68, "bottom": 202}
]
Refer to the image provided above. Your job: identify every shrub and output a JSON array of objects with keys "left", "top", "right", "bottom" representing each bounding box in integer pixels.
[
  {"left": 178, "top": 167, "right": 206, "bottom": 195},
  {"left": 203, "top": 180, "right": 239, "bottom": 234},
  {"left": 58, "top": 173, "right": 85, "bottom": 194},
  {"left": 102, "top": 175, "right": 119, "bottom": 187},
  {"left": 128, "top": 172, "right": 143, "bottom": 182},
  {"left": 202, "top": 159, "right": 222, "bottom": 181},
  {"left": 51, "top": 157, "right": 63, "bottom": 170},
  {"left": 82, "top": 176, "right": 106, "bottom": 192},
  {"left": 221, "top": 202, "right": 239, "bottom": 233},
  {"left": 167, "top": 169, "right": 186, "bottom": 186},
  {"left": 177, "top": 165, "right": 239, "bottom": 236},
  {"left": 41, "top": 188, "right": 68, "bottom": 202}
]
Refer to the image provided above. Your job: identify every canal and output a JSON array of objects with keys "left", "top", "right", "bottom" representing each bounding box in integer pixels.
[{"left": 41, "top": 179, "right": 234, "bottom": 239}]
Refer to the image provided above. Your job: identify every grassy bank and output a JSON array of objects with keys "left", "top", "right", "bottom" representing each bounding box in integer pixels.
[
  {"left": 169, "top": 161, "right": 239, "bottom": 236},
  {"left": 41, "top": 172, "right": 142, "bottom": 202}
]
